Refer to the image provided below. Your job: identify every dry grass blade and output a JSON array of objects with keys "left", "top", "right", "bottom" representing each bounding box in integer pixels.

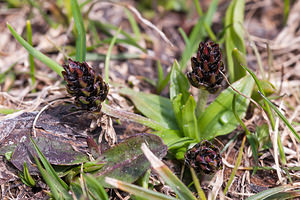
[{"left": 111, "top": 2, "right": 174, "bottom": 48}]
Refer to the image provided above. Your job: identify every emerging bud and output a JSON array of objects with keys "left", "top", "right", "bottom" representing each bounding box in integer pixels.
[
  {"left": 187, "top": 41, "right": 225, "bottom": 93},
  {"left": 62, "top": 59, "right": 109, "bottom": 111},
  {"left": 185, "top": 140, "right": 222, "bottom": 174}
]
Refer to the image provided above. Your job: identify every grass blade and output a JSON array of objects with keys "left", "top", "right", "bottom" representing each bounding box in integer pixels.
[
  {"left": 240, "top": 64, "right": 276, "bottom": 129},
  {"left": 71, "top": 0, "right": 86, "bottom": 62},
  {"left": 105, "top": 27, "right": 121, "bottom": 83},
  {"left": 190, "top": 167, "right": 206, "bottom": 200},
  {"left": 26, "top": 20, "right": 35, "bottom": 91},
  {"left": 179, "top": 0, "right": 219, "bottom": 69},
  {"left": 246, "top": 185, "right": 296, "bottom": 200},
  {"left": 259, "top": 92, "right": 300, "bottom": 143},
  {"left": 124, "top": 8, "right": 141, "bottom": 41},
  {"left": 7, "top": 23, "right": 64, "bottom": 77},
  {"left": 224, "top": 135, "right": 246, "bottom": 195},
  {"left": 193, "top": 0, "right": 203, "bottom": 16},
  {"left": 34, "top": 156, "right": 72, "bottom": 200},
  {"left": 284, "top": 0, "right": 290, "bottom": 25},
  {"left": 29, "top": 137, "right": 69, "bottom": 190},
  {"left": 106, "top": 177, "right": 176, "bottom": 200},
  {"left": 233, "top": 94, "right": 258, "bottom": 174},
  {"left": 141, "top": 143, "right": 197, "bottom": 200},
  {"left": 84, "top": 174, "right": 109, "bottom": 200}
]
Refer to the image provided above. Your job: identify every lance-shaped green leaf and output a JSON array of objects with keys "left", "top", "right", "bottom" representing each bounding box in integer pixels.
[
  {"left": 92, "top": 133, "right": 167, "bottom": 188},
  {"left": 171, "top": 94, "right": 183, "bottom": 131},
  {"left": 141, "top": 143, "right": 197, "bottom": 200},
  {"left": 180, "top": 0, "right": 219, "bottom": 69},
  {"left": 7, "top": 23, "right": 64, "bottom": 77},
  {"left": 83, "top": 174, "right": 109, "bottom": 200},
  {"left": 19, "top": 162, "right": 36, "bottom": 187},
  {"left": 181, "top": 95, "right": 198, "bottom": 140},
  {"left": 169, "top": 60, "right": 190, "bottom": 102},
  {"left": 246, "top": 185, "right": 298, "bottom": 200},
  {"left": 232, "top": 48, "right": 247, "bottom": 81},
  {"left": 106, "top": 177, "right": 176, "bottom": 200},
  {"left": 119, "top": 87, "right": 178, "bottom": 130},
  {"left": 71, "top": 0, "right": 86, "bottom": 62},
  {"left": 198, "top": 75, "right": 254, "bottom": 140},
  {"left": 225, "top": 0, "right": 246, "bottom": 82},
  {"left": 251, "top": 80, "right": 276, "bottom": 101},
  {"left": 153, "top": 130, "right": 196, "bottom": 152}
]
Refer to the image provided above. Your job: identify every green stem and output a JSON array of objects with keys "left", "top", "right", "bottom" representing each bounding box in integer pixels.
[{"left": 196, "top": 89, "right": 209, "bottom": 118}]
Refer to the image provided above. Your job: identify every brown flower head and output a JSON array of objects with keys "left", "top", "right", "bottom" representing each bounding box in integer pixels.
[
  {"left": 185, "top": 140, "right": 222, "bottom": 174},
  {"left": 187, "top": 41, "right": 225, "bottom": 93},
  {"left": 62, "top": 59, "right": 109, "bottom": 111}
]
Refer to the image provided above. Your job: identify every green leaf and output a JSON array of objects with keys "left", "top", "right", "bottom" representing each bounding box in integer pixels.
[
  {"left": 169, "top": 60, "right": 190, "bottom": 102},
  {"left": 106, "top": 177, "right": 176, "bottom": 200},
  {"left": 171, "top": 94, "right": 183, "bottom": 131},
  {"left": 70, "top": 182, "right": 83, "bottom": 199},
  {"left": 0, "top": 107, "right": 19, "bottom": 114},
  {"left": 246, "top": 185, "right": 297, "bottom": 200},
  {"left": 153, "top": 130, "right": 195, "bottom": 151},
  {"left": 34, "top": 156, "right": 72, "bottom": 200},
  {"left": 20, "top": 162, "right": 36, "bottom": 187},
  {"left": 232, "top": 48, "right": 247, "bottom": 81},
  {"left": 71, "top": 0, "right": 86, "bottom": 62},
  {"left": 105, "top": 27, "right": 121, "bottom": 83},
  {"left": 141, "top": 144, "right": 197, "bottom": 200},
  {"left": 256, "top": 123, "right": 272, "bottom": 150},
  {"left": 225, "top": 0, "right": 246, "bottom": 82},
  {"left": 29, "top": 137, "right": 69, "bottom": 190},
  {"left": 259, "top": 91, "right": 300, "bottom": 143},
  {"left": 92, "top": 133, "right": 167, "bottom": 188},
  {"left": 198, "top": 75, "right": 254, "bottom": 139},
  {"left": 251, "top": 80, "right": 276, "bottom": 101},
  {"left": 224, "top": 135, "right": 246, "bottom": 194},
  {"left": 119, "top": 87, "right": 179, "bottom": 130},
  {"left": 26, "top": 20, "right": 35, "bottom": 91},
  {"left": 84, "top": 174, "right": 109, "bottom": 200},
  {"left": 190, "top": 167, "right": 207, "bottom": 200},
  {"left": 7, "top": 23, "right": 64, "bottom": 77},
  {"left": 240, "top": 64, "right": 275, "bottom": 129},
  {"left": 179, "top": 0, "right": 219, "bottom": 69},
  {"left": 181, "top": 96, "right": 198, "bottom": 140},
  {"left": 246, "top": 134, "right": 259, "bottom": 174}
]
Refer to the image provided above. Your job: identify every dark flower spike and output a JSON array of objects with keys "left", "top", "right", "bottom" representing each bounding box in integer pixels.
[
  {"left": 62, "top": 59, "right": 109, "bottom": 112},
  {"left": 187, "top": 41, "right": 225, "bottom": 93},
  {"left": 185, "top": 140, "right": 222, "bottom": 174}
]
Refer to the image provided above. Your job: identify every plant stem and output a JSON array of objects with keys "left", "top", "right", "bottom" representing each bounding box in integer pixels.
[{"left": 196, "top": 89, "right": 209, "bottom": 118}]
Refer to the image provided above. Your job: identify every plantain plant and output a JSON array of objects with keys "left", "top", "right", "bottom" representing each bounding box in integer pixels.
[{"left": 117, "top": 43, "right": 254, "bottom": 160}]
